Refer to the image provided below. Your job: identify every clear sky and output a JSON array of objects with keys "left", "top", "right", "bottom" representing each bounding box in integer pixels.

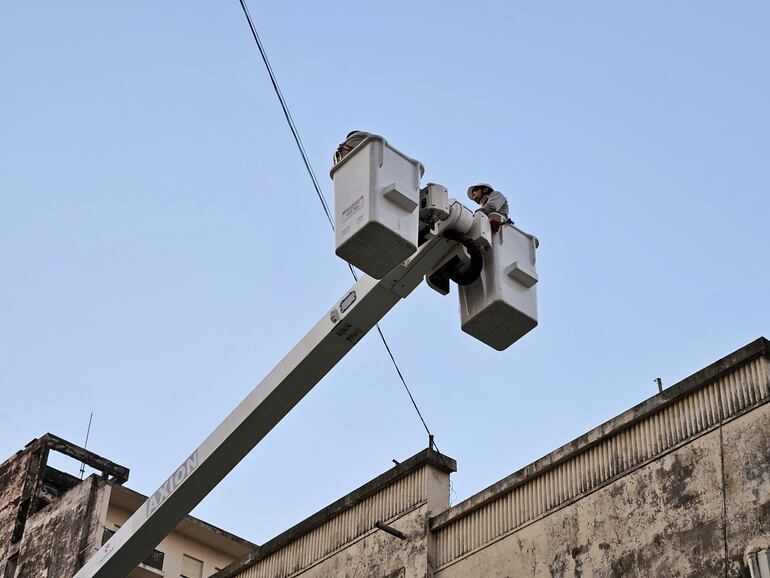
[{"left": 1, "top": 2, "right": 768, "bottom": 546}]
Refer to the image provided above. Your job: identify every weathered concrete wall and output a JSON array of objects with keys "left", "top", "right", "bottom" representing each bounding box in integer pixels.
[
  {"left": 220, "top": 451, "right": 455, "bottom": 578},
  {"left": 298, "top": 505, "right": 429, "bottom": 578},
  {"left": 1, "top": 433, "right": 131, "bottom": 577},
  {"left": 0, "top": 446, "right": 46, "bottom": 574},
  {"left": 213, "top": 339, "right": 769, "bottom": 578},
  {"left": 435, "top": 425, "right": 723, "bottom": 577},
  {"left": 5, "top": 342, "right": 766, "bottom": 578},
  {"left": 724, "top": 401, "right": 770, "bottom": 563},
  {"left": 1, "top": 434, "right": 257, "bottom": 578},
  {"left": 433, "top": 400, "right": 770, "bottom": 578},
  {"left": 14, "top": 476, "right": 108, "bottom": 578},
  {"left": 0, "top": 450, "right": 32, "bottom": 562},
  {"left": 427, "top": 340, "right": 770, "bottom": 578}
]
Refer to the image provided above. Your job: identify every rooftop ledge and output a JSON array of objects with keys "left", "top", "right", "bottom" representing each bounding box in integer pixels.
[
  {"left": 430, "top": 336, "right": 770, "bottom": 531},
  {"left": 216, "top": 447, "right": 455, "bottom": 578}
]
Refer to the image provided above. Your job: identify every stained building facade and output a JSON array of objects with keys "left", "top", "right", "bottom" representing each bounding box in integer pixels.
[
  {"left": 215, "top": 337, "right": 770, "bottom": 578},
  {"left": 2, "top": 338, "right": 769, "bottom": 577},
  {"left": 0, "top": 434, "right": 256, "bottom": 578}
]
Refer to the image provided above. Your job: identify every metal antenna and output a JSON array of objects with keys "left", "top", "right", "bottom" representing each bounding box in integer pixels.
[{"left": 80, "top": 412, "right": 94, "bottom": 480}]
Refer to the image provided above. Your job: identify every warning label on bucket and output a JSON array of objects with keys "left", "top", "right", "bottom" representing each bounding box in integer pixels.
[{"left": 342, "top": 195, "right": 364, "bottom": 224}]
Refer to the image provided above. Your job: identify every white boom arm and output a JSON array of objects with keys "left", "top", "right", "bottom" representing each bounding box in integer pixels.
[{"left": 73, "top": 206, "right": 476, "bottom": 578}]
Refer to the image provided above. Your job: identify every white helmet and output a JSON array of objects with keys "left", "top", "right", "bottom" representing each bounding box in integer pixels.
[
  {"left": 467, "top": 183, "right": 494, "bottom": 200},
  {"left": 333, "top": 130, "right": 374, "bottom": 164}
]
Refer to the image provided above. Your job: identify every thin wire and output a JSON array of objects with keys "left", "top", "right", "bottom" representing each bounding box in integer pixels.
[
  {"left": 374, "top": 325, "right": 432, "bottom": 436},
  {"left": 235, "top": 0, "right": 447, "bottom": 461},
  {"left": 79, "top": 411, "right": 94, "bottom": 480},
  {"left": 237, "top": 0, "right": 334, "bottom": 230}
]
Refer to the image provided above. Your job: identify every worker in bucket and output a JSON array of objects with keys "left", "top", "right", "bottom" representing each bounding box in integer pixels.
[
  {"left": 467, "top": 183, "right": 510, "bottom": 231},
  {"left": 333, "top": 130, "right": 374, "bottom": 164}
]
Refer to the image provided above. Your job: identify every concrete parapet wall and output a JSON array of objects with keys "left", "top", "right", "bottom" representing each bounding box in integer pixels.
[
  {"left": 214, "top": 338, "right": 770, "bottom": 578},
  {"left": 430, "top": 340, "right": 770, "bottom": 576},
  {"left": 219, "top": 449, "right": 454, "bottom": 578},
  {"left": 0, "top": 449, "right": 35, "bottom": 560},
  {"left": 14, "top": 477, "right": 108, "bottom": 578},
  {"left": 244, "top": 506, "right": 428, "bottom": 578},
  {"left": 434, "top": 402, "right": 770, "bottom": 577}
]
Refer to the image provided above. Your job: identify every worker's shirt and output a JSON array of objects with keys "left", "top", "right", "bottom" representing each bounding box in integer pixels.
[{"left": 479, "top": 190, "right": 509, "bottom": 218}]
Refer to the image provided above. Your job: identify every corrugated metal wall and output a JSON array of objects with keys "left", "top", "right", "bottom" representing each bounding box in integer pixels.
[
  {"left": 433, "top": 356, "right": 770, "bottom": 570},
  {"left": 235, "top": 465, "right": 427, "bottom": 578}
]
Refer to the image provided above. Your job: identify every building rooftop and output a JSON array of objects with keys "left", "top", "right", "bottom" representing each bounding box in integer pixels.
[
  {"left": 216, "top": 447, "right": 455, "bottom": 577},
  {"left": 2, "top": 432, "right": 258, "bottom": 554},
  {"left": 431, "top": 335, "right": 770, "bottom": 530},
  {"left": 212, "top": 335, "right": 770, "bottom": 578}
]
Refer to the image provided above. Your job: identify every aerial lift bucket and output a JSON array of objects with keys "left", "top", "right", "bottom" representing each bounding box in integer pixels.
[
  {"left": 330, "top": 135, "right": 424, "bottom": 279},
  {"left": 458, "top": 223, "right": 539, "bottom": 351}
]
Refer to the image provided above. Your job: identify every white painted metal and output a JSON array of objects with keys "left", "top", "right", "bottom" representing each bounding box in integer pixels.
[
  {"left": 419, "top": 183, "right": 450, "bottom": 224},
  {"left": 330, "top": 135, "right": 425, "bottom": 279},
  {"left": 760, "top": 550, "right": 770, "bottom": 578},
  {"left": 459, "top": 223, "right": 539, "bottom": 351},
  {"left": 467, "top": 211, "right": 492, "bottom": 251},
  {"left": 436, "top": 200, "right": 474, "bottom": 236},
  {"left": 744, "top": 548, "right": 770, "bottom": 578}
]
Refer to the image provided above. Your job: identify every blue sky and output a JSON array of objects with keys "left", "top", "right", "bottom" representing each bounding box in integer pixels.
[{"left": 1, "top": 2, "right": 768, "bottom": 545}]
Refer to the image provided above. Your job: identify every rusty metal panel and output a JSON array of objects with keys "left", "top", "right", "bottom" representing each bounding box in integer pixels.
[
  {"left": 236, "top": 466, "right": 427, "bottom": 578},
  {"left": 433, "top": 357, "right": 770, "bottom": 569}
]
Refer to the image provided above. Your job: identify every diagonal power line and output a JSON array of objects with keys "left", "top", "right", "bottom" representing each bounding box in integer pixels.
[
  {"left": 235, "top": 1, "right": 451, "bottom": 461},
  {"left": 236, "top": 0, "right": 334, "bottom": 230}
]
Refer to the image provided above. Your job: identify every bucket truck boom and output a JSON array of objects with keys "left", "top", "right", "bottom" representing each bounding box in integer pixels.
[{"left": 73, "top": 135, "right": 539, "bottom": 578}]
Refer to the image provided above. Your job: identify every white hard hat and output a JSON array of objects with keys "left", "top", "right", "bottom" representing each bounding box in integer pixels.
[
  {"left": 467, "top": 183, "right": 494, "bottom": 200},
  {"left": 333, "top": 131, "right": 374, "bottom": 164}
]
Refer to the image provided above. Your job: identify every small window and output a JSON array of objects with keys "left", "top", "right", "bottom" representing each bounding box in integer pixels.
[{"left": 181, "top": 554, "right": 203, "bottom": 578}]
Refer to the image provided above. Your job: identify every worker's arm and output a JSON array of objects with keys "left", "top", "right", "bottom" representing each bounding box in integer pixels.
[{"left": 480, "top": 191, "right": 507, "bottom": 214}]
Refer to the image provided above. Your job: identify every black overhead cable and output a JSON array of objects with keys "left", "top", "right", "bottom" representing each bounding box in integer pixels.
[
  {"left": 237, "top": 0, "right": 334, "bottom": 230},
  {"left": 235, "top": 1, "right": 447, "bottom": 459}
]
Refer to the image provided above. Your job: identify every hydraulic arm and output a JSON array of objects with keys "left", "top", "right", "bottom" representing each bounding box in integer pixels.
[
  {"left": 73, "top": 134, "right": 538, "bottom": 578},
  {"left": 75, "top": 217, "right": 471, "bottom": 578}
]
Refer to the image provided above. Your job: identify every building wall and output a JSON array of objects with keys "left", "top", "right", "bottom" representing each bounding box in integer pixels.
[
  {"left": 434, "top": 404, "right": 768, "bottom": 578},
  {"left": 4, "top": 340, "right": 768, "bottom": 578},
  {"left": 219, "top": 453, "right": 454, "bottom": 578},
  {"left": 220, "top": 338, "right": 770, "bottom": 578},
  {"left": 430, "top": 346, "right": 770, "bottom": 578},
  {"left": 0, "top": 436, "right": 256, "bottom": 578},
  {"left": 106, "top": 504, "right": 238, "bottom": 577},
  {"left": 14, "top": 477, "right": 108, "bottom": 578},
  {"left": 289, "top": 505, "right": 428, "bottom": 578},
  {"left": 0, "top": 434, "right": 132, "bottom": 578},
  {"left": 0, "top": 448, "right": 37, "bottom": 565},
  {"left": 724, "top": 400, "right": 770, "bottom": 563}
]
